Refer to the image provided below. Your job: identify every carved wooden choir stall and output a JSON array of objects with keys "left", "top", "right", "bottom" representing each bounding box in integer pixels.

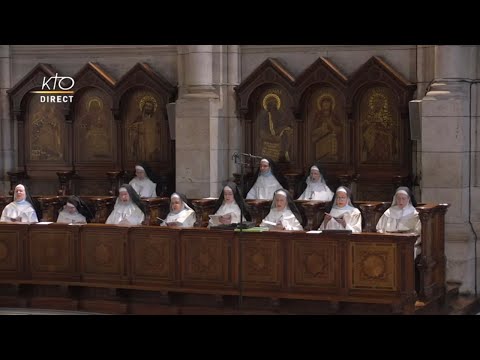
[{"left": 0, "top": 57, "right": 448, "bottom": 314}]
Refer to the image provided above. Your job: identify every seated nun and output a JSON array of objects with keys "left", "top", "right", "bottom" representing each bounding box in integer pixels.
[
  {"left": 0, "top": 184, "right": 40, "bottom": 223},
  {"left": 208, "top": 182, "right": 251, "bottom": 227},
  {"left": 297, "top": 164, "right": 334, "bottom": 201},
  {"left": 129, "top": 162, "right": 158, "bottom": 198},
  {"left": 318, "top": 186, "right": 362, "bottom": 233},
  {"left": 260, "top": 189, "right": 303, "bottom": 230},
  {"left": 105, "top": 184, "right": 146, "bottom": 225},
  {"left": 376, "top": 186, "right": 422, "bottom": 258},
  {"left": 161, "top": 192, "right": 196, "bottom": 227},
  {"left": 56, "top": 195, "right": 93, "bottom": 224},
  {"left": 246, "top": 157, "right": 289, "bottom": 200}
]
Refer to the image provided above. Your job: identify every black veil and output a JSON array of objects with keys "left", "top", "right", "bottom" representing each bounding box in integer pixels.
[
  {"left": 14, "top": 184, "right": 42, "bottom": 221},
  {"left": 272, "top": 188, "right": 304, "bottom": 226},
  {"left": 393, "top": 186, "right": 418, "bottom": 207},
  {"left": 245, "top": 157, "right": 289, "bottom": 198},
  {"left": 213, "top": 182, "right": 252, "bottom": 222},
  {"left": 63, "top": 195, "right": 94, "bottom": 222},
  {"left": 119, "top": 183, "right": 146, "bottom": 215},
  {"left": 296, "top": 162, "right": 334, "bottom": 198}
]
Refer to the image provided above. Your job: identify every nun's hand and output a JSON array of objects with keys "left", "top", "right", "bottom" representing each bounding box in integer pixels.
[
  {"left": 336, "top": 218, "right": 346, "bottom": 228},
  {"left": 220, "top": 214, "right": 232, "bottom": 224},
  {"left": 324, "top": 213, "right": 332, "bottom": 224},
  {"left": 274, "top": 222, "right": 285, "bottom": 230}
]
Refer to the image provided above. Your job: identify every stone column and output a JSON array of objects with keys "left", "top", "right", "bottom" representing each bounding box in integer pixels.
[
  {"left": 184, "top": 45, "right": 215, "bottom": 94},
  {"left": 175, "top": 46, "right": 219, "bottom": 198},
  {"left": 0, "top": 45, "right": 13, "bottom": 195},
  {"left": 226, "top": 45, "right": 241, "bottom": 181},
  {"left": 421, "top": 45, "right": 478, "bottom": 294}
]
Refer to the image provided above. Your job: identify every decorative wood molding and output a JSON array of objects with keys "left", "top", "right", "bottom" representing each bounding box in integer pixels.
[
  {"left": 113, "top": 62, "right": 176, "bottom": 112},
  {"left": 235, "top": 58, "right": 295, "bottom": 120}
]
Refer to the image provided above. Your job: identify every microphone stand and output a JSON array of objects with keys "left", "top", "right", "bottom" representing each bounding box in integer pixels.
[{"left": 232, "top": 152, "right": 261, "bottom": 310}]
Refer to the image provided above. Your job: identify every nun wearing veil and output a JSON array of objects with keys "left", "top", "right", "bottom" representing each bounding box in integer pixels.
[
  {"left": 0, "top": 184, "right": 40, "bottom": 223},
  {"left": 105, "top": 184, "right": 146, "bottom": 225},
  {"left": 376, "top": 186, "right": 422, "bottom": 258},
  {"left": 208, "top": 182, "right": 251, "bottom": 227},
  {"left": 56, "top": 195, "right": 93, "bottom": 224},
  {"left": 260, "top": 189, "right": 303, "bottom": 230},
  {"left": 129, "top": 162, "right": 158, "bottom": 198},
  {"left": 318, "top": 186, "right": 362, "bottom": 233},
  {"left": 161, "top": 192, "right": 196, "bottom": 227},
  {"left": 297, "top": 164, "right": 334, "bottom": 201},
  {"left": 246, "top": 158, "right": 289, "bottom": 200}
]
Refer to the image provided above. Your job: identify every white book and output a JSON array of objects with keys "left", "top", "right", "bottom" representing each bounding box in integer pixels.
[
  {"left": 261, "top": 220, "right": 279, "bottom": 229},
  {"left": 209, "top": 213, "right": 233, "bottom": 226}
]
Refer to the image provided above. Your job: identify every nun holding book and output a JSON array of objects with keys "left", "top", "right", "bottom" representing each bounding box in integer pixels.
[
  {"left": 208, "top": 182, "right": 251, "bottom": 227},
  {"left": 318, "top": 186, "right": 362, "bottom": 233},
  {"left": 260, "top": 189, "right": 303, "bottom": 231},
  {"left": 376, "top": 186, "right": 421, "bottom": 258},
  {"left": 160, "top": 192, "right": 196, "bottom": 227}
]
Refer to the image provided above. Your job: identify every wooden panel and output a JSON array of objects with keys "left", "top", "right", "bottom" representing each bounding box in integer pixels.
[
  {"left": 240, "top": 232, "right": 283, "bottom": 290},
  {"left": 27, "top": 100, "right": 66, "bottom": 163},
  {"left": 8, "top": 62, "right": 176, "bottom": 197},
  {"left": 349, "top": 241, "right": 397, "bottom": 291},
  {"left": 290, "top": 238, "right": 338, "bottom": 290},
  {"left": 0, "top": 224, "right": 27, "bottom": 276},
  {"left": 235, "top": 56, "right": 416, "bottom": 201},
  {"left": 0, "top": 209, "right": 436, "bottom": 314},
  {"left": 28, "top": 223, "right": 79, "bottom": 280},
  {"left": 129, "top": 227, "right": 177, "bottom": 285},
  {"left": 80, "top": 224, "right": 129, "bottom": 283},
  {"left": 181, "top": 229, "right": 234, "bottom": 288}
]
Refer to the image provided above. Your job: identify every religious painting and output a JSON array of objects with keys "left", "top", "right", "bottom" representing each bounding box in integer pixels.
[
  {"left": 74, "top": 88, "right": 114, "bottom": 162},
  {"left": 307, "top": 88, "right": 346, "bottom": 163},
  {"left": 28, "top": 97, "right": 64, "bottom": 161},
  {"left": 359, "top": 87, "right": 399, "bottom": 164},
  {"left": 255, "top": 88, "right": 293, "bottom": 163},
  {"left": 124, "top": 89, "right": 163, "bottom": 162}
]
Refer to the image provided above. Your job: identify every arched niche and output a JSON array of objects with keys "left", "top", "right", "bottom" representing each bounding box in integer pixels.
[
  {"left": 347, "top": 56, "right": 416, "bottom": 200},
  {"left": 114, "top": 63, "right": 177, "bottom": 194},
  {"left": 235, "top": 58, "right": 297, "bottom": 170},
  {"left": 70, "top": 62, "right": 117, "bottom": 195},
  {"left": 295, "top": 57, "right": 349, "bottom": 181},
  {"left": 7, "top": 64, "right": 71, "bottom": 194}
]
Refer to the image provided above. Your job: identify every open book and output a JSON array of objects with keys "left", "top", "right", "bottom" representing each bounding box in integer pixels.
[
  {"left": 325, "top": 213, "right": 345, "bottom": 220},
  {"left": 157, "top": 217, "right": 183, "bottom": 227},
  {"left": 209, "top": 213, "right": 233, "bottom": 226},
  {"left": 261, "top": 220, "right": 281, "bottom": 229}
]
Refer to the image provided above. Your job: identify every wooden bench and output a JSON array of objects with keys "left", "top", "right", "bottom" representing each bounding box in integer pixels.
[{"left": 0, "top": 223, "right": 418, "bottom": 314}]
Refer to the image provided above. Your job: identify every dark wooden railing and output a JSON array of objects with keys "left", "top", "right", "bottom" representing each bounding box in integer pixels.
[{"left": 0, "top": 223, "right": 418, "bottom": 314}]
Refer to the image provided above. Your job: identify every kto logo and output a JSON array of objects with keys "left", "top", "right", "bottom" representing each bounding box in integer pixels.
[{"left": 30, "top": 73, "right": 75, "bottom": 103}]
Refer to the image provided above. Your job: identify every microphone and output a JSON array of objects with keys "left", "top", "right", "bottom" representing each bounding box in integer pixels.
[{"left": 240, "top": 153, "right": 263, "bottom": 159}]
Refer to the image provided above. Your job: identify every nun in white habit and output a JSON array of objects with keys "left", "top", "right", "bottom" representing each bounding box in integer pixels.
[
  {"left": 376, "top": 186, "right": 422, "bottom": 258},
  {"left": 105, "top": 184, "right": 146, "bottom": 225},
  {"left": 129, "top": 163, "right": 157, "bottom": 198},
  {"left": 297, "top": 165, "right": 334, "bottom": 201},
  {"left": 260, "top": 189, "right": 303, "bottom": 230},
  {"left": 318, "top": 186, "right": 362, "bottom": 233},
  {"left": 161, "top": 192, "right": 196, "bottom": 227},
  {"left": 57, "top": 195, "right": 92, "bottom": 224},
  {"left": 0, "top": 184, "right": 39, "bottom": 223},
  {"left": 208, "top": 182, "right": 251, "bottom": 227},
  {"left": 246, "top": 158, "right": 289, "bottom": 200}
]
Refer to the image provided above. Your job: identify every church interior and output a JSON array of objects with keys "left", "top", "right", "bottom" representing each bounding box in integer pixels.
[{"left": 0, "top": 45, "right": 478, "bottom": 314}]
